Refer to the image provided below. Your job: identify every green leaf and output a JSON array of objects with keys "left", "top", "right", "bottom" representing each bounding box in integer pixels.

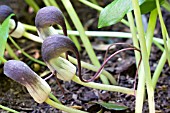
[
  {"left": 95, "top": 102, "right": 128, "bottom": 111},
  {"left": 140, "top": 0, "right": 165, "bottom": 14},
  {"left": 98, "top": 0, "right": 164, "bottom": 28},
  {"left": 0, "top": 14, "right": 15, "bottom": 64},
  {"left": 98, "top": 0, "right": 144, "bottom": 28}
]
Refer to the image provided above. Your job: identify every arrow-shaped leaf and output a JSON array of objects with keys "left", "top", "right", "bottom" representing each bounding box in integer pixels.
[{"left": 98, "top": 0, "right": 164, "bottom": 28}]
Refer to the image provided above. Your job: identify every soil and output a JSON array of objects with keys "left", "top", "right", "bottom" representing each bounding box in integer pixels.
[{"left": 0, "top": 0, "right": 170, "bottom": 113}]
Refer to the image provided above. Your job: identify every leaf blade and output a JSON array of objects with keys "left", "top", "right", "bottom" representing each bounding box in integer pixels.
[
  {"left": 0, "top": 14, "right": 15, "bottom": 64},
  {"left": 98, "top": 0, "right": 164, "bottom": 28},
  {"left": 95, "top": 102, "right": 128, "bottom": 111},
  {"left": 98, "top": 0, "right": 132, "bottom": 28}
]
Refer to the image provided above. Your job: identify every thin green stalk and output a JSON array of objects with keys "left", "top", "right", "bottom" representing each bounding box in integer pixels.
[
  {"left": 89, "top": 0, "right": 98, "bottom": 5},
  {"left": 132, "top": 0, "right": 155, "bottom": 113},
  {"left": 72, "top": 75, "right": 134, "bottom": 95},
  {"left": 48, "top": 0, "right": 58, "bottom": 6},
  {"left": 49, "top": 93, "right": 62, "bottom": 104},
  {"left": 43, "top": 0, "right": 51, "bottom": 6},
  {"left": 8, "top": 36, "right": 46, "bottom": 66},
  {"left": 79, "top": 0, "right": 130, "bottom": 27},
  {"left": 61, "top": 54, "right": 117, "bottom": 85},
  {"left": 128, "top": 9, "right": 157, "bottom": 113},
  {"left": 153, "top": 40, "right": 164, "bottom": 52},
  {"left": 61, "top": 0, "right": 110, "bottom": 84},
  {"left": 46, "top": 0, "right": 81, "bottom": 51},
  {"left": 0, "top": 56, "right": 7, "bottom": 63},
  {"left": 162, "top": 0, "right": 170, "bottom": 12},
  {"left": 24, "top": 0, "right": 40, "bottom": 13},
  {"left": 22, "top": 23, "right": 164, "bottom": 45},
  {"left": 79, "top": 0, "right": 101, "bottom": 11},
  {"left": 0, "top": 105, "right": 19, "bottom": 113},
  {"left": 6, "top": 43, "right": 19, "bottom": 60},
  {"left": 45, "top": 98, "right": 87, "bottom": 113},
  {"left": 156, "top": 0, "right": 170, "bottom": 66},
  {"left": 146, "top": 9, "right": 158, "bottom": 55},
  {"left": 23, "top": 23, "right": 37, "bottom": 31},
  {"left": 127, "top": 12, "right": 140, "bottom": 66},
  {"left": 127, "top": 12, "right": 145, "bottom": 113},
  {"left": 152, "top": 50, "right": 166, "bottom": 89},
  {"left": 23, "top": 31, "right": 43, "bottom": 43}
]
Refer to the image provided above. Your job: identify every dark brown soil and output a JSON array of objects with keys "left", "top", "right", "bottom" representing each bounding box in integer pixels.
[{"left": 0, "top": 0, "right": 170, "bottom": 113}]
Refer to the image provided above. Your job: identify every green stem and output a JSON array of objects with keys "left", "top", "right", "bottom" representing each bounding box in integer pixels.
[
  {"left": 23, "top": 31, "right": 43, "bottom": 43},
  {"left": 61, "top": 0, "right": 110, "bottom": 84},
  {"left": 43, "top": 0, "right": 51, "bottom": 6},
  {"left": 152, "top": 50, "right": 166, "bottom": 89},
  {"left": 132, "top": 0, "right": 155, "bottom": 113},
  {"left": 162, "top": 0, "right": 170, "bottom": 12},
  {"left": 22, "top": 23, "right": 164, "bottom": 45},
  {"left": 156, "top": 0, "right": 170, "bottom": 66},
  {"left": 45, "top": 98, "right": 87, "bottom": 113},
  {"left": 89, "top": 0, "right": 98, "bottom": 5},
  {"left": 128, "top": 9, "right": 158, "bottom": 113},
  {"left": 127, "top": 12, "right": 145, "bottom": 113},
  {"left": 0, "top": 105, "right": 19, "bottom": 113},
  {"left": 146, "top": 9, "right": 158, "bottom": 55},
  {"left": 24, "top": 0, "right": 40, "bottom": 13},
  {"left": 6, "top": 43, "right": 19, "bottom": 60},
  {"left": 72, "top": 75, "right": 134, "bottom": 95},
  {"left": 153, "top": 40, "right": 164, "bottom": 52},
  {"left": 8, "top": 36, "right": 46, "bottom": 66},
  {"left": 127, "top": 12, "right": 140, "bottom": 66},
  {"left": 49, "top": 93, "right": 62, "bottom": 104},
  {"left": 79, "top": 0, "right": 101, "bottom": 11},
  {"left": 23, "top": 23, "right": 37, "bottom": 31},
  {"left": 0, "top": 56, "right": 7, "bottom": 63}
]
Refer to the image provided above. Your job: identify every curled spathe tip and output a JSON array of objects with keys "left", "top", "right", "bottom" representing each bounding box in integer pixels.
[
  {"left": 0, "top": 5, "right": 13, "bottom": 23},
  {"left": 35, "top": 6, "right": 67, "bottom": 36},
  {"left": 0, "top": 5, "right": 18, "bottom": 34},
  {"left": 4, "top": 60, "right": 51, "bottom": 103},
  {"left": 41, "top": 34, "right": 79, "bottom": 62}
]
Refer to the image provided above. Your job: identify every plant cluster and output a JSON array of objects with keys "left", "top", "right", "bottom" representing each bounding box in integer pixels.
[{"left": 0, "top": 0, "right": 169, "bottom": 113}]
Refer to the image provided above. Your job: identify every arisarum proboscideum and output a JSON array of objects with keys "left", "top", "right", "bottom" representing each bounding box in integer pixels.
[
  {"left": 35, "top": 6, "right": 67, "bottom": 39},
  {"left": 4, "top": 60, "right": 51, "bottom": 103},
  {"left": 41, "top": 34, "right": 79, "bottom": 81},
  {"left": 3, "top": 60, "right": 87, "bottom": 113},
  {"left": 0, "top": 5, "right": 25, "bottom": 38}
]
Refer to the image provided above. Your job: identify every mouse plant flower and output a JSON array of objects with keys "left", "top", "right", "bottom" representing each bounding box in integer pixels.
[
  {"left": 41, "top": 34, "right": 80, "bottom": 81},
  {"left": 35, "top": 6, "right": 67, "bottom": 40},
  {"left": 3, "top": 60, "right": 88, "bottom": 113},
  {"left": 0, "top": 5, "right": 25, "bottom": 38},
  {"left": 3, "top": 60, "right": 51, "bottom": 103}
]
